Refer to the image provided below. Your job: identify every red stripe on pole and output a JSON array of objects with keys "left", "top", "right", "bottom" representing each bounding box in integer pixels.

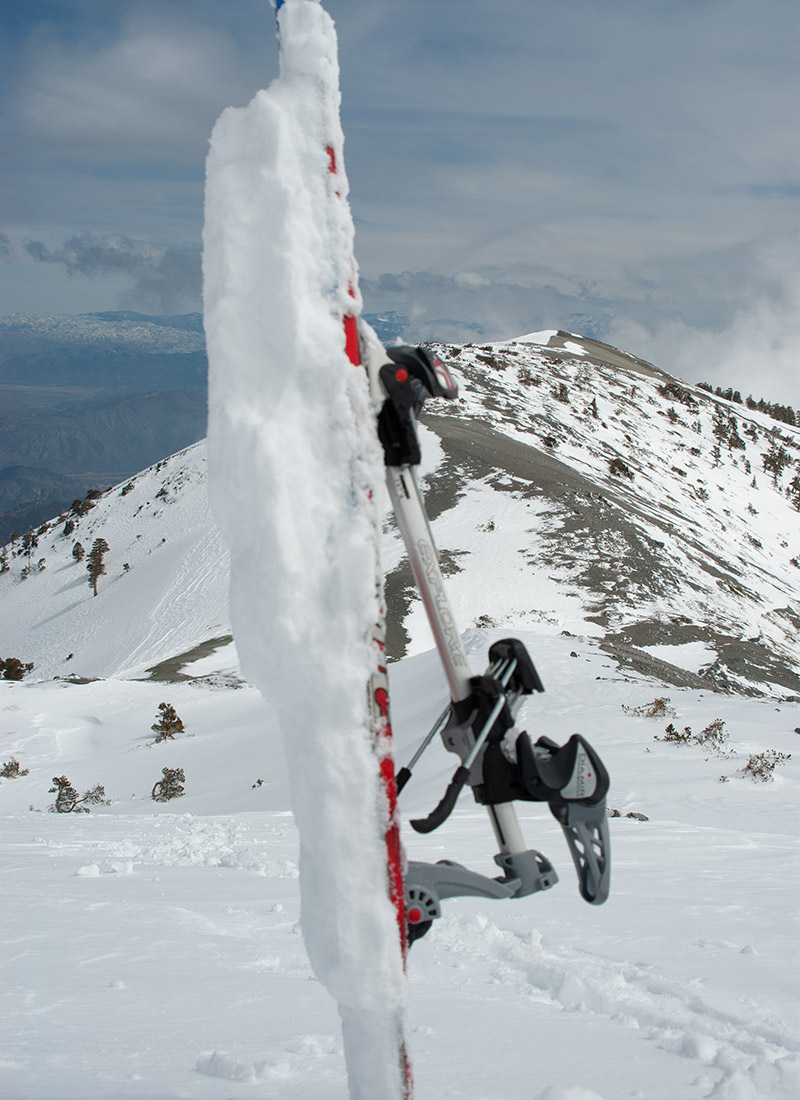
[{"left": 330, "top": 132, "right": 412, "bottom": 1098}]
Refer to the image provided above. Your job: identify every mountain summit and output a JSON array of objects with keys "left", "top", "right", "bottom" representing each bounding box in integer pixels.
[{"left": 2, "top": 331, "right": 798, "bottom": 698}]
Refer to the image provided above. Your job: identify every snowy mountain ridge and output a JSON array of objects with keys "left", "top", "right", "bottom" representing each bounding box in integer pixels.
[
  {"left": 415, "top": 330, "right": 800, "bottom": 696},
  {"left": 2, "top": 330, "right": 798, "bottom": 697},
  {"left": 1, "top": 311, "right": 206, "bottom": 353},
  {"left": 1, "top": 330, "right": 799, "bottom": 1100}
]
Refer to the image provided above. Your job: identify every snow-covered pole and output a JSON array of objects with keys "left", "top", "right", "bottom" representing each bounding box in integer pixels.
[{"left": 204, "top": 1, "right": 411, "bottom": 1097}]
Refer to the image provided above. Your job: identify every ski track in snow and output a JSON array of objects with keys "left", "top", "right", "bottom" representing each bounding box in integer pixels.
[{"left": 428, "top": 913, "right": 799, "bottom": 1099}]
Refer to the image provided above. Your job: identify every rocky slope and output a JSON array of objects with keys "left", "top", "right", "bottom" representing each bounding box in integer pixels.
[{"left": 2, "top": 330, "right": 798, "bottom": 699}]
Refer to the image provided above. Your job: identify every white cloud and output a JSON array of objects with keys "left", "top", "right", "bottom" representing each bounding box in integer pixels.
[
  {"left": 11, "top": 7, "right": 264, "bottom": 164},
  {"left": 608, "top": 233, "right": 800, "bottom": 405}
]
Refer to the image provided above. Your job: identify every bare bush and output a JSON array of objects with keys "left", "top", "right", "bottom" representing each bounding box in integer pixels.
[
  {"left": 623, "top": 697, "right": 676, "bottom": 719},
  {"left": 742, "top": 751, "right": 790, "bottom": 783},
  {"left": 1, "top": 757, "right": 30, "bottom": 779}
]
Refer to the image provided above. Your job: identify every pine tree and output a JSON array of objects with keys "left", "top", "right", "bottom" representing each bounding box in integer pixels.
[
  {"left": 788, "top": 471, "right": 800, "bottom": 511},
  {"left": 151, "top": 703, "right": 185, "bottom": 743},
  {"left": 151, "top": 767, "right": 186, "bottom": 802},
  {"left": 86, "top": 538, "right": 109, "bottom": 596},
  {"left": 48, "top": 776, "right": 109, "bottom": 813},
  {"left": 762, "top": 444, "right": 792, "bottom": 486}
]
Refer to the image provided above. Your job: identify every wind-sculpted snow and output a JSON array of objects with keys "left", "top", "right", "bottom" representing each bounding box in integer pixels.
[{"left": 203, "top": 4, "right": 409, "bottom": 1096}]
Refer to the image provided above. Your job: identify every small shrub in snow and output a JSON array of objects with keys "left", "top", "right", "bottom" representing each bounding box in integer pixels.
[
  {"left": 657, "top": 718, "right": 730, "bottom": 754},
  {"left": 0, "top": 757, "right": 30, "bottom": 779},
  {"left": 742, "top": 751, "right": 790, "bottom": 783},
  {"left": 70, "top": 497, "right": 95, "bottom": 518},
  {"left": 152, "top": 767, "right": 185, "bottom": 802},
  {"left": 0, "top": 657, "right": 34, "bottom": 681},
  {"left": 623, "top": 697, "right": 676, "bottom": 719},
  {"left": 695, "top": 718, "right": 728, "bottom": 751},
  {"left": 48, "top": 776, "right": 109, "bottom": 813},
  {"left": 659, "top": 723, "right": 693, "bottom": 744},
  {"left": 151, "top": 703, "right": 185, "bottom": 742},
  {"left": 609, "top": 457, "right": 634, "bottom": 480}
]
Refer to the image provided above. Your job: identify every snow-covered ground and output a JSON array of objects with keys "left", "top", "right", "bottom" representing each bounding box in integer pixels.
[
  {"left": 2, "top": 327, "right": 798, "bottom": 1098},
  {"left": 1, "top": 632, "right": 798, "bottom": 1099}
]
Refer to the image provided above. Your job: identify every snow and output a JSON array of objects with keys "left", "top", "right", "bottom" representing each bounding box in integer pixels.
[
  {"left": 2, "top": 256, "right": 799, "bottom": 1096},
  {"left": 1, "top": 634, "right": 798, "bottom": 1099},
  {"left": 516, "top": 329, "right": 560, "bottom": 346},
  {"left": 202, "top": 1, "right": 406, "bottom": 1095},
  {"left": 0, "top": 311, "right": 205, "bottom": 353},
  {"left": 0, "top": 443, "right": 230, "bottom": 681},
  {"left": 563, "top": 340, "right": 588, "bottom": 356},
  {"left": 643, "top": 642, "right": 717, "bottom": 673}
]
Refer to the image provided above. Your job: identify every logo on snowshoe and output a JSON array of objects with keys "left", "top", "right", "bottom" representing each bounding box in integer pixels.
[{"left": 561, "top": 746, "right": 595, "bottom": 800}]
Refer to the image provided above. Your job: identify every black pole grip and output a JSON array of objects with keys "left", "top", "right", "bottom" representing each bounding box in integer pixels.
[
  {"left": 395, "top": 766, "right": 412, "bottom": 794},
  {"left": 409, "top": 766, "right": 470, "bottom": 834}
]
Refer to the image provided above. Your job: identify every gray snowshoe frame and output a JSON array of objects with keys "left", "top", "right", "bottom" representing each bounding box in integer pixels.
[{"left": 370, "top": 339, "right": 611, "bottom": 943}]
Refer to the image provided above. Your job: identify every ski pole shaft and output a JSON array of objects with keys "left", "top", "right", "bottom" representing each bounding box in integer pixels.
[
  {"left": 397, "top": 704, "right": 451, "bottom": 793},
  {"left": 387, "top": 461, "right": 530, "bottom": 856}
]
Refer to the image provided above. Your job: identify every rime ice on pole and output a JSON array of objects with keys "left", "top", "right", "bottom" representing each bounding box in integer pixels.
[{"left": 203, "top": 1, "right": 407, "bottom": 1095}]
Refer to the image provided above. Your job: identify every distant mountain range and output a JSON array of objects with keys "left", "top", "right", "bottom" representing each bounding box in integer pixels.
[{"left": 0, "top": 309, "right": 414, "bottom": 541}]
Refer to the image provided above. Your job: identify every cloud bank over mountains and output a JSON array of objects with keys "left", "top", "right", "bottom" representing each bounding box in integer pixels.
[
  {"left": 23, "top": 233, "right": 201, "bottom": 315},
  {"left": 2, "top": 0, "right": 798, "bottom": 400}
]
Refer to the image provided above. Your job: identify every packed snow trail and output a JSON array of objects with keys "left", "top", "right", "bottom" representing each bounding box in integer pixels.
[{"left": 203, "top": 0, "right": 408, "bottom": 1096}]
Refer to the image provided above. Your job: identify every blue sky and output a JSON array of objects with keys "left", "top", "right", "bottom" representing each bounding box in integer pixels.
[{"left": 2, "top": 0, "right": 799, "bottom": 399}]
